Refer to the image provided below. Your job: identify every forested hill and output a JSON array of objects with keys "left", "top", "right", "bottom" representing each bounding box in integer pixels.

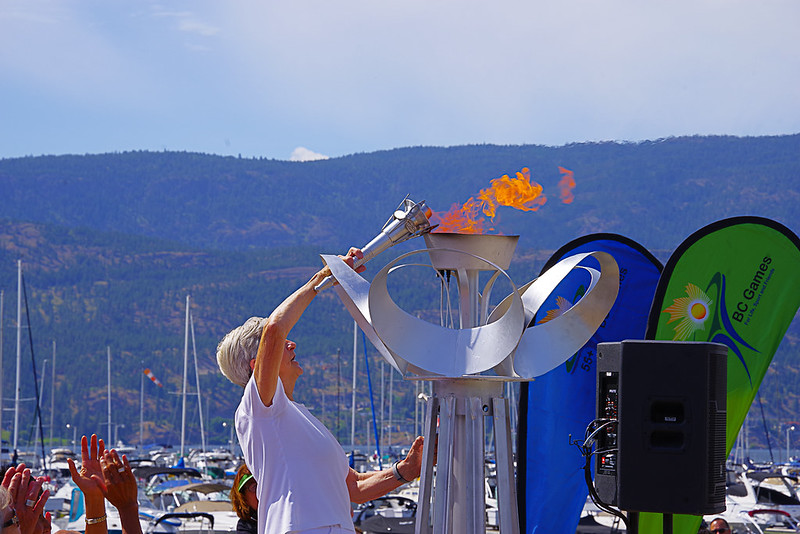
[
  {"left": 2, "top": 134, "right": 799, "bottom": 254},
  {"left": 0, "top": 135, "right": 798, "bottom": 450}
]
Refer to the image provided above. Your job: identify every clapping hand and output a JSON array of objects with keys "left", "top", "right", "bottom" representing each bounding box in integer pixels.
[{"left": 3, "top": 464, "right": 49, "bottom": 534}]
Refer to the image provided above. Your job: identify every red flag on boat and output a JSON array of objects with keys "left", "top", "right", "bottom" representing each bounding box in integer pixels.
[{"left": 144, "top": 368, "right": 163, "bottom": 387}]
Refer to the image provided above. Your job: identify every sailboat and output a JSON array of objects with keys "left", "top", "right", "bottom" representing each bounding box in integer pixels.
[
  {"left": 9, "top": 260, "right": 48, "bottom": 468},
  {"left": 179, "top": 296, "right": 237, "bottom": 476},
  {"left": 180, "top": 295, "right": 205, "bottom": 459}
]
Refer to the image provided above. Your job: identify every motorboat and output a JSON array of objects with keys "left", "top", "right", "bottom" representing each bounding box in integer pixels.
[
  {"left": 133, "top": 466, "right": 205, "bottom": 499},
  {"left": 726, "top": 469, "right": 800, "bottom": 519},
  {"left": 43, "top": 448, "right": 78, "bottom": 481},
  {"left": 747, "top": 509, "right": 800, "bottom": 533},
  {"left": 59, "top": 479, "right": 178, "bottom": 534},
  {"left": 149, "top": 481, "right": 238, "bottom": 534},
  {"left": 353, "top": 495, "right": 416, "bottom": 534}
]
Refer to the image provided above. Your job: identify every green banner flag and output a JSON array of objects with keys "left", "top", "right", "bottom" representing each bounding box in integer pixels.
[{"left": 639, "top": 216, "right": 800, "bottom": 533}]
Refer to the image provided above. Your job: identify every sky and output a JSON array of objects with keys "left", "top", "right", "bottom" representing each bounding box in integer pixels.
[{"left": 1, "top": 1, "right": 798, "bottom": 162}]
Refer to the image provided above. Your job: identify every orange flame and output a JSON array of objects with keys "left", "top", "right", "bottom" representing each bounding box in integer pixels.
[
  {"left": 431, "top": 167, "right": 550, "bottom": 234},
  {"left": 558, "top": 166, "right": 576, "bottom": 204},
  {"left": 478, "top": 167, "right": 547, "bottom": 217},
  {"left": 432, "top": 197, "right": 495, "bottom": 234}
]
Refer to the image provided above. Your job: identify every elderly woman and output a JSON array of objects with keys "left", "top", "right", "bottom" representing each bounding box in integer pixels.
[
  {"left": 217, "top": 249, "right": 424, "bottom": 534},
  {"left": 231, "top": 465, "right": 258, "bottom": 534}
]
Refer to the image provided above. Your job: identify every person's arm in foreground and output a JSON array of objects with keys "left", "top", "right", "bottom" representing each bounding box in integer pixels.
[
  {"left": 346, "top": 436, "right": 425, "bottom": 504},
  {"left": 253, "top": 248, "right": 363, "bottom": 407},
  {"left": 101, "top": 449, "right": 142, "bottom": 534},
  {"left": 67, "top": 435, "right": 108, "bottom": 534}
]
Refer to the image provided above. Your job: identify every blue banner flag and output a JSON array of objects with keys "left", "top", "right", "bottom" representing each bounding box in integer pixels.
[{"left": 517, "top": 234, "right": 663, "bottom": 534}]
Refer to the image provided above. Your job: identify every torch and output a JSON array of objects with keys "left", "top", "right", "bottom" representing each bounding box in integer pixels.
[{"left": 314, "top": 197, "right": 434, "bottom": 292}]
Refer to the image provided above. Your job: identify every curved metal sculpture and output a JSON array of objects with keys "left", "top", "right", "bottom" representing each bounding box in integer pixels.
[
  {"left": 322, "top": 234, "right": 619, "bottom": 380},
  {"left": 322, "top": 232, "right": 620, "bottom": 534}
]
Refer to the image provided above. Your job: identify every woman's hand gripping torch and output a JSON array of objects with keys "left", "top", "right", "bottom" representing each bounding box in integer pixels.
[{"left": 314, "top": 197, "right": 434, "bottom": 292}]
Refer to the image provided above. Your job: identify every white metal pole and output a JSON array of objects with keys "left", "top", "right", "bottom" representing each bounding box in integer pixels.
[
  {"left": 181, "top": 295, "right": 190, "bottom": 458},
  {"left": 380, "top": 361, "right": 385, "bottom": 450},
  {"left": 39, "top": 359, "right": 47, "bottom": 452},
  {"left": 414, "top": 380, "right": 419, "bottom": 438},
  {"left": 745, "top": 412, "right": 750, "bottom": 457},
  {"left": 107, "top": 346, "right": 111, "bottom": 443},
  {"left": 350, "top": 320, "right": 357, "bottom": 450},
  {"left": 49, "top": 341, "right": 55, "bottom": 447},
  {"left": 0, "top": 289, "right": 4, "bottom": 451},
  {"left": 140, "top": 363, "right": 144, "bottom": 448},
  {"left": 388, "top": 366, "right": 393, "bottom": 449},
  {"left": 190, "top": 310, "right": 206, "bottom": 453},
  {"left": 14, "top": 260, "right": 22, "bottom": 454}
]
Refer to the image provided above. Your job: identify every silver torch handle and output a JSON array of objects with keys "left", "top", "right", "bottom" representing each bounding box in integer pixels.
[{"left": 314, "top": 198, "right": 433, "bottom": 292}]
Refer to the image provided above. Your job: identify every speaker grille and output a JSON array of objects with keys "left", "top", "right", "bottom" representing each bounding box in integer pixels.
[
  {"left": 707, "top": 349, "right": 728, "bottom": 508},
  {"left": 707, "top": 405, "right": 727, "bottom": 505}
]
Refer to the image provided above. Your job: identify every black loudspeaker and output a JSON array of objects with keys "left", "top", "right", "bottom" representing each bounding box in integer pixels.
[{"left": 594, "top": 340, "right": 728, "bottom": 515}]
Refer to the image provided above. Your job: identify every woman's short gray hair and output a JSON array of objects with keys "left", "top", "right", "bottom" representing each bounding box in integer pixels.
[{"left": 217, "top": 316, "right": 266, "bottom": 387}]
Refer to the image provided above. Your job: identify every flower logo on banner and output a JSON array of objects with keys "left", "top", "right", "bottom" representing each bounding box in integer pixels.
[
  {"left": 662, "top": 273, "right": 758, "bottom": 386},
  {"left": 662, "top": 282, "right": 713, "bottom": 340},
  {"left": 537, "top": 296, "right": 572, "bottom": 325},
  {"left": 537, "top": 283, "right": 590, "bottom": 375}
]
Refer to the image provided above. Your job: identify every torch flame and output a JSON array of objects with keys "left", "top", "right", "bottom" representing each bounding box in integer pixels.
[
  {"left": 477, "top": 167, "right": 547, "bottom": 218},
  {"left": 433, "top": 197, "right": 494, "bottom": 234},
  {"left": 431, "top": 166, "right": 577, "bottom": 234},
  {"left": 558, "top": 166, "right": 576, "bottom": 204},
  {"left": 431, "top": 167, "right": 552, "bottom": 234}
]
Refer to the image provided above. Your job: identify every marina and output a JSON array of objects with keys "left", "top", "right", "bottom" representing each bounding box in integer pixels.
[{"left": 10, "top": 441, "right": 800, "bottom": 533}]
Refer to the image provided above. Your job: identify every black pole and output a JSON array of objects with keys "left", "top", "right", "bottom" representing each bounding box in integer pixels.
[
  {"left": 663, "top": 513, "right": 673, "bottom": 534},
  {"left": 628, "top": 511, "right": 639, "bottom": 534},
  {"left": 22, "top": 274, "right": 48, "bottom": 468}
]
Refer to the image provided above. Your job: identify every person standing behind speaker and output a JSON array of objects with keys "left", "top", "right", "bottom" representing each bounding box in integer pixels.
[
  {"left": 216, "top": 249, "right": 425, "bottom": 534},
  {"left": 708, "top": 517, "right": 731, "bottom": 534}
]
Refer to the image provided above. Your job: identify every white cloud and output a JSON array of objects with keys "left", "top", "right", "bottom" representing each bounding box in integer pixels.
[
  {"left": 149, "top": 6, "right": 219, "bottom": 36},
  {"left": 290, "top": 147, "right": 330, "bottom": 162},
  {"left": 176, "top": 17, "right": 219, "bottom": 37}
]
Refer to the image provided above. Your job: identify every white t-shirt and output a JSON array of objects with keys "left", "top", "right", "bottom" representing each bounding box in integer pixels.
[{"left": 236, "top": 376, "right": 354, "bottom": 534}]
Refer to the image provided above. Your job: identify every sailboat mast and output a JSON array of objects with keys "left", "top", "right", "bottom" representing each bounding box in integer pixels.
[
  {"left": 14, "top": 260, "right": 22, "bottom": 453},
  {"left": 140, "top": 362, "right": 144, "bottom": 448},
  {"left": 107, "top": 346, "right": 111, "bottom": 443},
  {"left": 350, "top": 320, "right": 357, "bottom": 450},
  {"left": 0, "top": 289, "right": 4, "bottom": 450},
  {"left": 189, "top": 309, "right": 206, "bottom": 453},
  {"left": 181, "top": 295, "right": 190, "bottom": 458},
  {"left": 49, "top": 341, "right": 55, "bottom": 446},
  {"left": 38, "top": 360, "right": 47, "bottom": 453}
]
